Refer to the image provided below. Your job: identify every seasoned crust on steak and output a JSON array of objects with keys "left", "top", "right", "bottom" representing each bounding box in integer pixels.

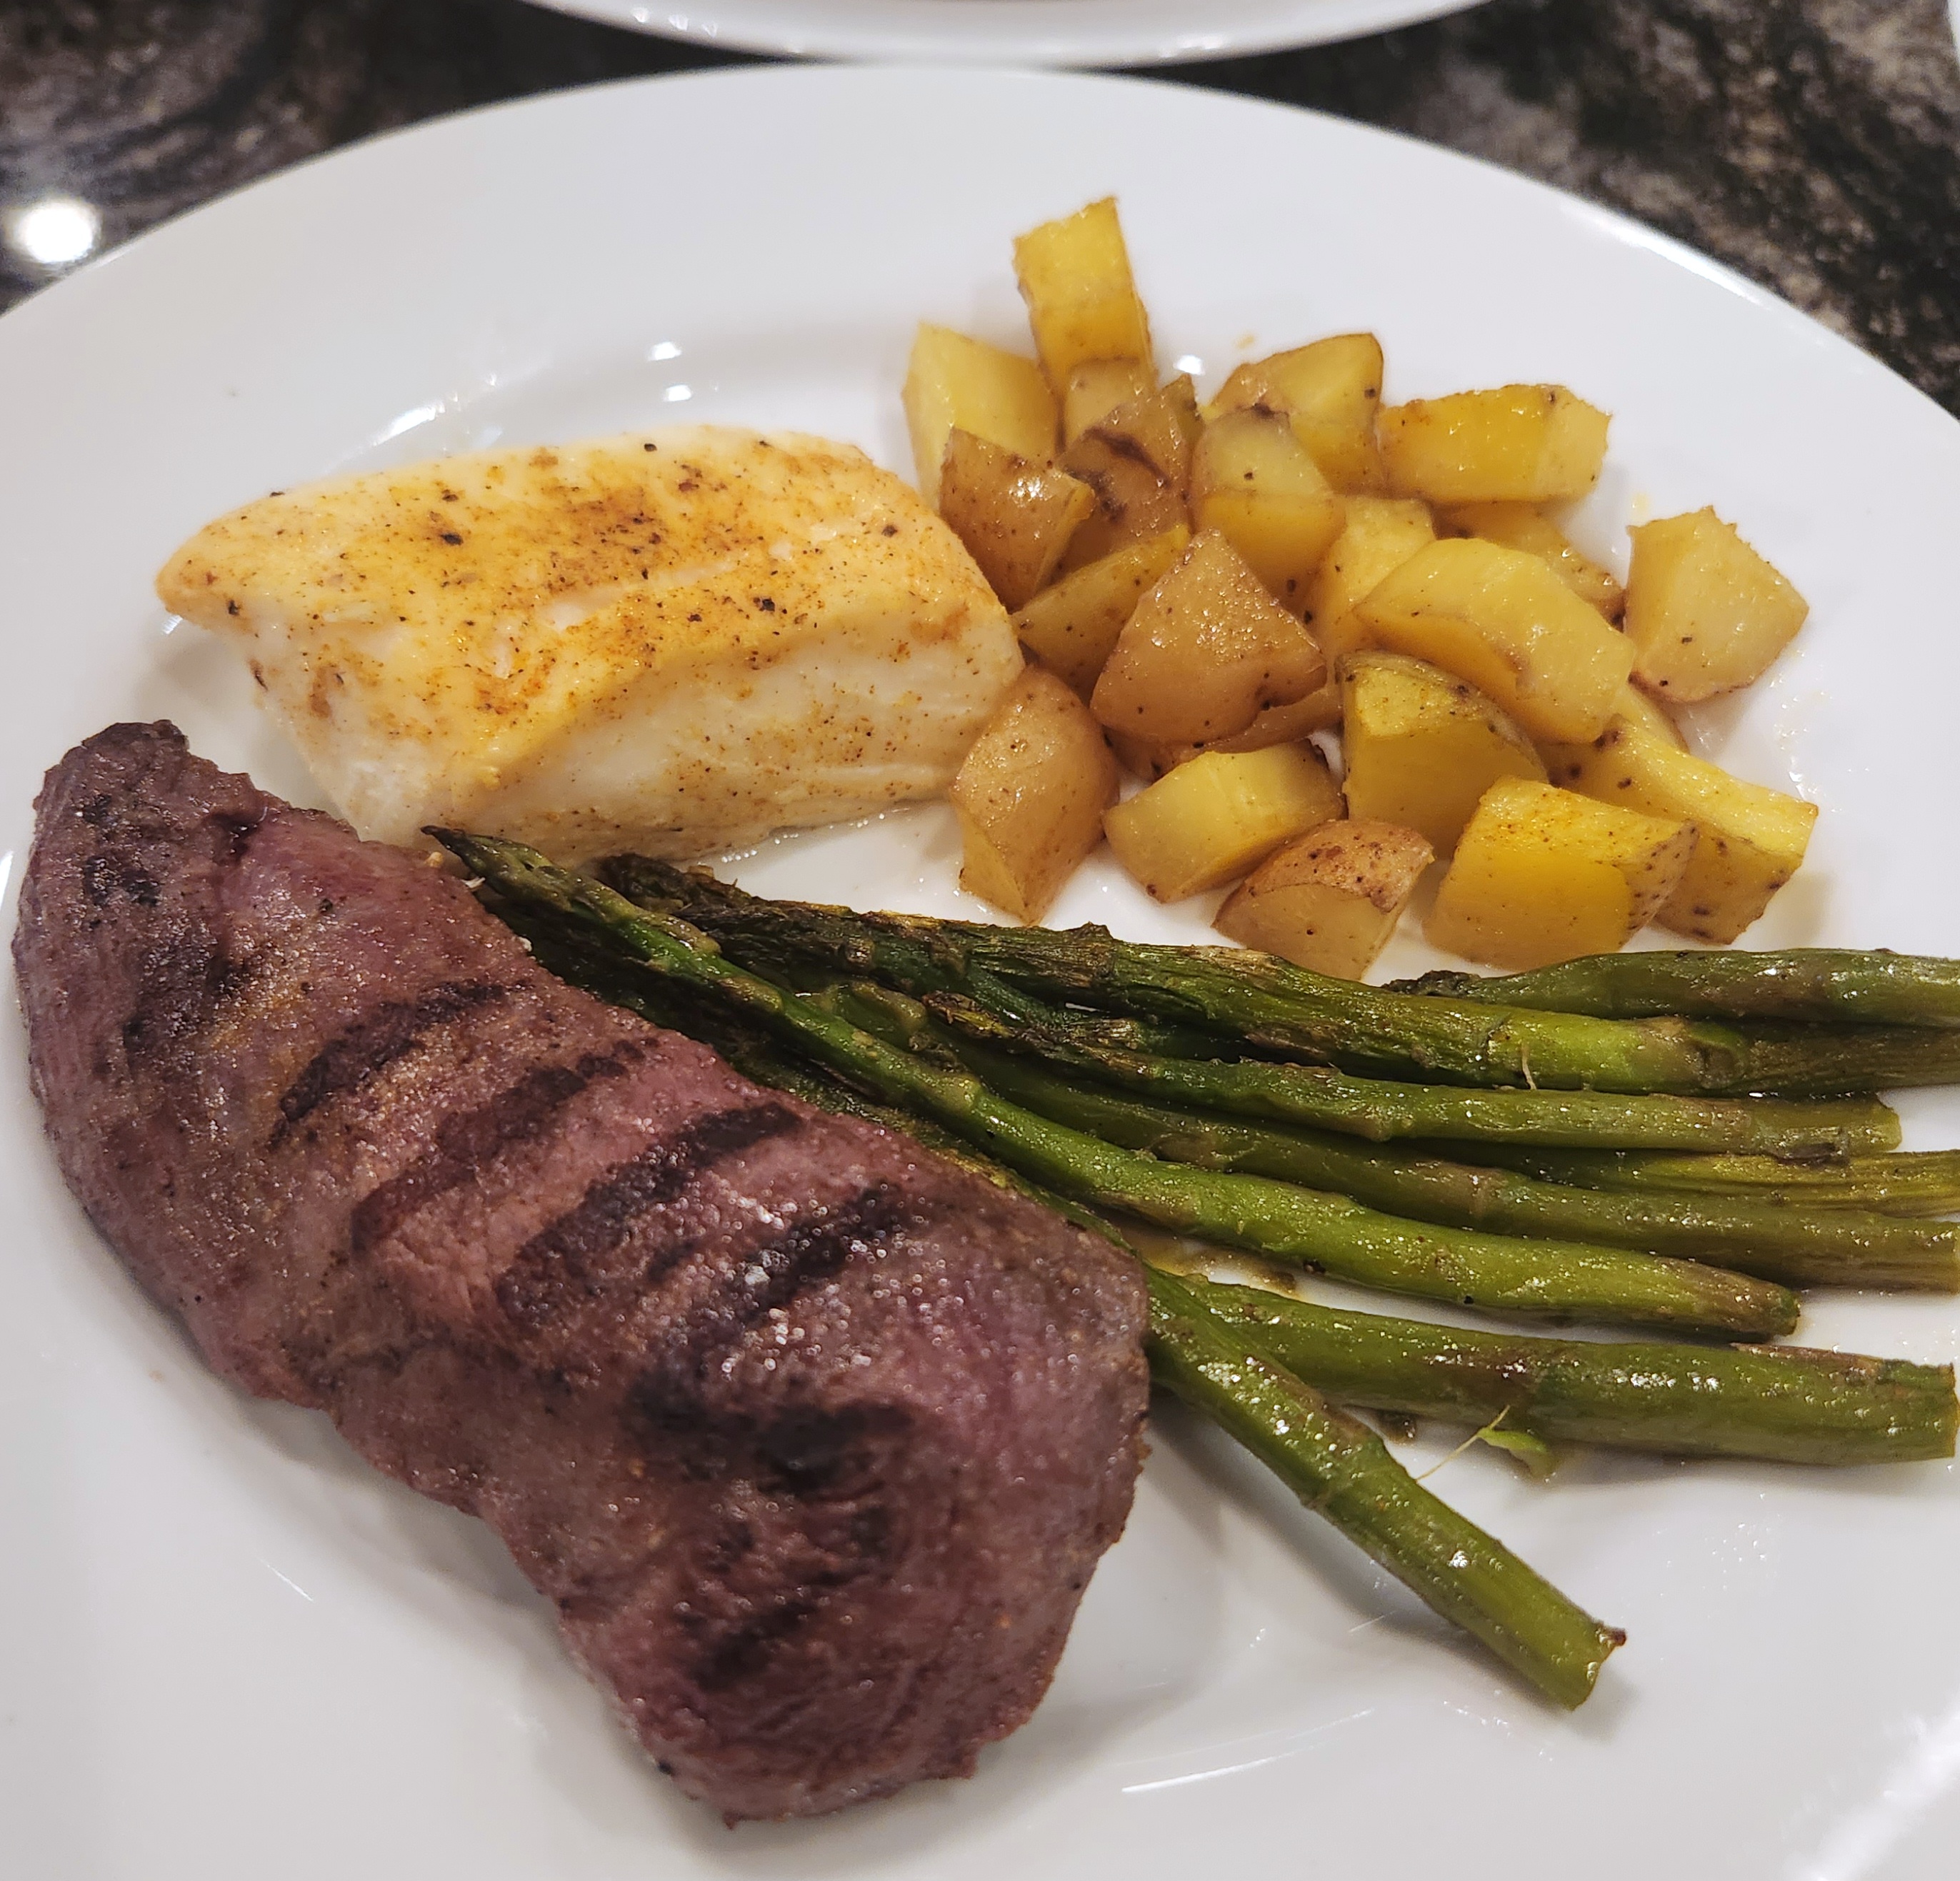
[{"left": 13, "top": 723, "right": 1149, "bottom": 1821}]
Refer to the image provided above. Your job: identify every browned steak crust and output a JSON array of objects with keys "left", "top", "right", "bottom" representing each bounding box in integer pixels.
[{"left": 14, "top": 723, "right": 1149, "bottom": 1820}]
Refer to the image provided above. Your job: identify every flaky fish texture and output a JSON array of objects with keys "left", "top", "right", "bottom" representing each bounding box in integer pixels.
[{"left": 158, "top": 428, "right": 1021, "bottom": 862}]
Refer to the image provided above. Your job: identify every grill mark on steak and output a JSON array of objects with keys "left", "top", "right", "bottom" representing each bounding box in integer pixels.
[
  {"left": 81, "top": 853, "right": 160, "bottom": 908},
  {"left": 694, "top": 1595, "right": 822, "bottom": 1693},
  {"left": 497, "top": 1100, "right": 801, "bottom": 1324},
  {"left": 274, "top": 979, "right": 509, "bottom": 1140},
  {"left": 350, "top": 1040, "right": 646, "bottom": 1253},
  {"left": 122, "top": 931, "right": 254, "bottom": 1060},
  {"left": 730, "top": 1183, "right": 907, "bottom": 1321}
]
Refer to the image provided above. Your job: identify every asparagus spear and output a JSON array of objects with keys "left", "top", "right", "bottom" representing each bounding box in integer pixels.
[
  {"left": 1188, "top": 1278, "right": 1959, "bottom": 1467},
  {"left": 600, "top": 859, "right": 1960, "bottom": 1097},
  {"left": 513, "top": 908, "right": 1960, "bottom": 1470},
  {"left": 954, "top": 1041, "right": 1959, "bottom": 1291},
  {"left": 1397, "top": 950, "right": 1960, "bottom": 1030},
  {"left": 1146, "top": 1268, "right": 1623, "bottom": 1707},
  {"left": 953, "top": 926, "right": 1960, "bottom": 1098},
  {"left": 596, "top": 859, "right": 1750, "bottom": 1094},
  {"left": 920, "top": 990, "right": 1899, "bottom": 1158},
  {"left": 1431, "top": 1141, "right": 1960, "bottom": 1218},
  {"left": 444, "top": 833, "right": 1799, "bottom": 1340}
]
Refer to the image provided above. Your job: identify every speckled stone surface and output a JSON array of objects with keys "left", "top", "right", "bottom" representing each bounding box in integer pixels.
[{"left": 2, "top": 0, "right": 1956, "bottom": 411}]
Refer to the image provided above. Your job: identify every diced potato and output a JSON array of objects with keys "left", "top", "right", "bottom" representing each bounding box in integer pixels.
[
  {"left": 1012, "top": 525, "right": 1189, "bottom": 697},
  {"left": 1092, "top": 531, "right": 1326, "bottom": 745},
  {"left": 1539, "top": 685, "right": 1686, "bottom": 768},
  {"left": 1216, "top": 820, "right": 1434, "bottom": 978},
  {"left": 1104, "top": 743, "right": 1342, "bottom": 901},
  {"left": 1424, "top": 777, "right": 1696, "bottom": 968},
  {"left": 1354, "top": 537, "right": 1634, "bottom": 743},
  {"left": 1106, "top": 729, "right": 1177, "bottom": 783},
  {"left": 1542, "top": 721, "right": 1817, "bottom": 943},
  {"left": 1609, "top": 681, "right": 1684, "bottom": 750},
  {"left": 1338, "top": 650, "right": 1546, "bottom": 855},
  {"left": 1301, "top": 496, "right": 1436, "bottom": 661},
  {"left": 1063, "top": 359, "right": 1157, "bottom": 445},
  {"left": 1107, "top": 688, "right": 1342, "bottom": 783},
  {"left": 1011, "top": 525, "right": 1189, "bottom": 698},
  {"left": 1221, "top": 686, "right": 1344, "bottom": 748},
  {"left": 1191, "top": 408, "right": 1347, "bottom": 610},
  {"left": 1379, "top": 385, "right": 1609, "bottom": 504},
  {"left": 1013, "top": 198, "right": 1154, "bottom": 391},
  {"left": 1206, "top": 334, "right": 1387, "bottom": 493},
  {"left": 902, "top": 324, "right": 1057, "bottom": 508},
  {"left": 1436, "top": 501, "right": 1624, "bottom": 621},
  {"left": 1059, "top": 378, "right": 1196, "bottom": 567},
  {"left": 1623, "top": 507, "right": 1809, "bottom": 702},
  {"left": 938, "top": 430, "right": 1095, "bottom": 610},
  {"left": 949, "top": 666, "right": 1119, "bottom": 923}
]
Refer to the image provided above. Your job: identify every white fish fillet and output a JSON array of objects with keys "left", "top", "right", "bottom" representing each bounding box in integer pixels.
[{"left": 157, "top": 426, "right": 1021, "bottom": 861}]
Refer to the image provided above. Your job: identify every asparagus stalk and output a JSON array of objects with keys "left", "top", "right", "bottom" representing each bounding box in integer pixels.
[
  {"left": 921, "top": 990, "right": 1899, "bottom": 1158},
  {"left": 954, "top": 926, "right": 1960, "bottom": 1098},
  {"left": 600, "top": 860, "right": 1960, "bottom": 1097},
  {"left": 445, "top": 833, "right": 1799, "bottom": 1340},
  {"left": 1146, "top": 1268, "right": 1623, "bottom": 1707},
  {"left": 596, "top": 859, "right": 1750, "bottom": 1094},
  {"left": 513, "top": 908, "right": 1960, "bottom": 1470},
  {"left": 1433, "top": 1141, "right": 1960, "bottom": 1218},
  {"left": 954, "top": 1041, "right": 1959, "bottom": 1291},
  {"left": 1189, "top": 1278, "right": 1959, "bottom": 1467},
  {"left": 1396, "top": 950, "right": 1960, "bottom": 1030}
]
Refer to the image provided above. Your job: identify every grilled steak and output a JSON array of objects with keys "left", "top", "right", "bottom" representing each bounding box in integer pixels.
[{"left": 14, "top": 723, "right": 1149, "bottom": 1821}]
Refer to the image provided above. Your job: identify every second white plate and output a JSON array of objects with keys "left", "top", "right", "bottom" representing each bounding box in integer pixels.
[{"left": 523, "top": 0, "right": 1484, "bottom": 65}]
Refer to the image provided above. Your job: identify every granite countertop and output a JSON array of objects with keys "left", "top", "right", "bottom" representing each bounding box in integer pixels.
[{"left": 1, "top": 0, "right": 1956, "bottom": 412}]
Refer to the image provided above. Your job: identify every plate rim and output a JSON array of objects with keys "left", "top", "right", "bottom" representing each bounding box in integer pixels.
[
  {"left": 8, "top": 57, "right": 1947, "bottom": 443},
  {"left": 519, "top": 0, "right": 1487, "bottom": 66}
]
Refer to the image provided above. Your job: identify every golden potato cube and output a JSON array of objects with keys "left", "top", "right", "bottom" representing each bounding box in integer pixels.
[
  {"left": 1191, "top": 408, "right": 1348, "bottom": 610},
  {"left": 1424, "top": 777, "right": 1696, "bottom": 969},
  {"left": 1379, "top": 385, "right": 1609, "bottom": 504},
  {"left": 1609, "top": 681, "right": 1684, "bottom": 751},
  {"left": 1107, "top": 688, "right": 1343, "bottom": 784},
  {"left": 938, "top": 430, "right": 1096, "bottom": 610},
  {"left": 1547, "top": 721, "right": 1818, "bottom": 943},
  {"left": 1013, "top": 197, "right": 1154, "bottom": 391},
  {"left": 1207, "top": 334, "right": 1387, "bottom": 493},
  {"left": 1012, "top": 524, "right": 1189, "bottom": 696},
  {"left": 1540, "top": 686, "right": 1686, "bottom": 771},
  {"left": 1338, "top": 650, "right": 1546, "bottom": 855},
  {"left": 1059, "top": 378, "right": 1196, "bottom": 567},
  {"left": 902, "top": 323, "right": 1057, "bottom": 508},
  {"left": 1216, "top": 820, "right": 1434, "bottom": 978},
  {"left": 1220, "top": 686, "right": 1344, "bottom": 748},
  {"left": 1063, "top": 359, "right": 1157, "bottom": 445},
  {"left": 1301, "top": 496, "right": 1436, "bottom": 661},
  {"left": 1624, "top": 507, "right": 1809, "bottom": 703},
  {"left": 1354, "top": 537, "right": 1634, "bottom": 743},
  {"left": 1436, "top": 501, "right": 1624, "bottom": 621},
  {"left": 949, "top": 666, "right": 1119, "bottom": 923},
  {"left": 1106, "top": 729, "right": 1176, "bottom": 783},
  {"left": 1092, "top": 531, "right": 1326, "bottom": 745},
  {"left": 1105, "top": 743, "right": 1343, "bottom": 902}
]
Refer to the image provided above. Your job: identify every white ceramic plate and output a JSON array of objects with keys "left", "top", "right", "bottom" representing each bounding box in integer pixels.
[
  {"left": 4, "top": 64, "right": 1959, "bottom": 1881},
  {"left": 525, "top": 0, "right": 1483, "bottom": 66}
]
